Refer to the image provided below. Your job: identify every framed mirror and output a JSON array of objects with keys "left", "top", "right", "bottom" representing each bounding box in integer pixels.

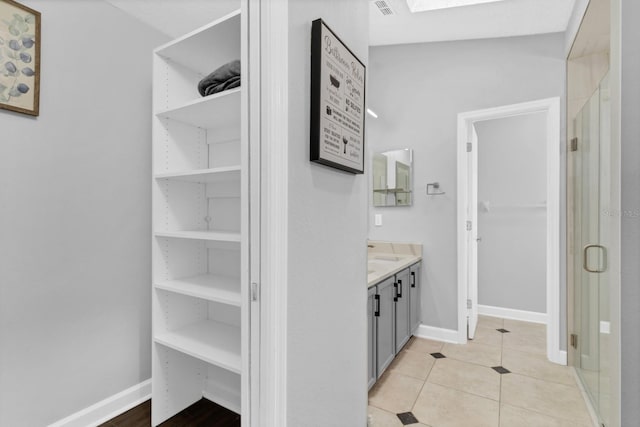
[{"left": 372, "top": 148, "right": 413, "bottom": 207}]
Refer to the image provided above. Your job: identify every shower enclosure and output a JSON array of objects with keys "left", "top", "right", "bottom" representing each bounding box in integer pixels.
[{"left": 570, "top": 73, "right": 612, "bottom": 426}]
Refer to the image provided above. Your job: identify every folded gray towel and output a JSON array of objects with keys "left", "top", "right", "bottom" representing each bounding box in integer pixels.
[{"left": 198, "top": 60, "right": 241, "bottom": 97}]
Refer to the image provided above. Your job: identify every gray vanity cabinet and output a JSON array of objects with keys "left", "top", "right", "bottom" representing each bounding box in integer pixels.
[
  {"left": 394, "top": 267, "right": 411, "bottom": 353},
  {"left": 409, "top": 262, "right": 421, "bottom": 334},
  {"left": 368, "top": 261, "right": 422, "bottom": 388},
  {"left": 367, "top": 286, "right": 377, "bottom": 390},
  {"left": 376, "top": 276, "right": 396, "bottom": 378}
]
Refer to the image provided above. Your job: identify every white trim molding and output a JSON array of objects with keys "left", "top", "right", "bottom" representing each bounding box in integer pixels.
[
  {"left": 47, "top": 380, "right": 151, "bottom": 427},
  {"left": 414, "top": 324, "right": 460, "bottom": 344},
  {"left": 259, "top": 0, "right": 289, "bottom": 426},
  {"left": 477, "top": 304, "right": 548, "bottom": 324},
  {"left": 457, "top": 97, "right": 563, "bottom": 363}
]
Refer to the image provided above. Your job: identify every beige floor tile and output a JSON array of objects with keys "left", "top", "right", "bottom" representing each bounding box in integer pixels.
[
  {"left": 503, "top": 318, "right": 546, "bottom": 335},
  {"left": 442, "top": 342, "right": 502, "bottom": 367},
  {"left": 427, "top": 358, "right": 501, "bottom": 400},
  {"left": 500, "top": 404, "right": 593, "bottom": 427},
  {"left": 501, "top": 374, "right": 591, "bottom": 424},
  {"left": 367, "top": 405, "right": 429, "bottom": 427},
  {"left": 501, "top": 348, "right": 576, "bottom": 386},
  {"left": 404, "top": 337, "right": 444, "bottom": 355},
  {"left": 471, "top": 326, "right": 503, "bottom": 347},
  {"left": 367, "top": 405, "right": 404, "bottom": 427},
  {"left": 580, "top": 369, "right": 600, "bottom": 393},
  {"left": 502, "top": 328, "right": 546, "bottom": 356},
  {"left": 412, "top": 382, "right": 499, "bottom": 427},
  {"left": 477, "top": 315, "right": 504, "bottom": 329},
  {"left": 368, "top": 371, "right": 424, "bottom": 414},
  {"left": 389, "top": 349, "right": 435, "bottom": 380}
]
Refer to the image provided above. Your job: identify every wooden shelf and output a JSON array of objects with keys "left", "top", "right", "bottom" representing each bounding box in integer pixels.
[
  {"left": 156, "top": 88, "right": 241, "bottom": 129},
  {"left": 154, "top": 230, "right": 241, "bottom": 242},
  {"left": 155, "top": 10, "right": 241, "bottom": 76},
  {"left": 155, "top": 274, "right": 241, "bottom": 306},
  {"left": 155, "top": 166, "right": 241, "bottom": 183},
  {"left": 155, "top": 320, "right": 241, "bottom": 374}
]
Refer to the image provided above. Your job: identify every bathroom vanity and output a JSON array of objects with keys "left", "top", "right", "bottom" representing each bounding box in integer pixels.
[{"left": 367, "top": 241, "right": 422, "bottom": 389}]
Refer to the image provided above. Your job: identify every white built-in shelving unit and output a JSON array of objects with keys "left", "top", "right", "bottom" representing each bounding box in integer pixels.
[{"left": 151, "top": 8, "right": 249, "bottom": 425}]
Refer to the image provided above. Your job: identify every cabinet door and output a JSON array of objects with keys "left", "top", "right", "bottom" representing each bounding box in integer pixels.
[
  {"left": 367, "top": 286, "right": 377, "bottom": 390},
  {"left": 376, "top": 277, "right": 395, "bottom": 377},
  {"left": 409, "top": 262, "right": 422, "bottom": 334},
  {"left": 394, "top": 268, "right": 411, "bottom": 353}
]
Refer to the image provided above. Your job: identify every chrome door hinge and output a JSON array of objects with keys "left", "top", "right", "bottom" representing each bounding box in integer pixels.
[
  {"left": 466, "top": 221, "right": 472, "bottom": 231},
  {"left": 251, "top": 282, "right": 259, "bottom": 302},
  {"left": 466, "top": 142, "right": 472, "bottom": 152},
  {"left": 570, "top": 137, "right": 578, "bottom": 152},
  {"left": 570, "top": 333, "right": 578, "bottom": 349},
  {"left": 467, "top": 299, "right": 472, "bottom": 309}
]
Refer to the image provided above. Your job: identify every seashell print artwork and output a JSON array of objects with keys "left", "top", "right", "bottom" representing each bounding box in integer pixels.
[{"left": 0, "top": 0, "right": 40, "bottom": 116}]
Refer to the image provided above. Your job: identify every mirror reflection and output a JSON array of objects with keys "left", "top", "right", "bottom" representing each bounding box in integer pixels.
[{"left": 372, "top": 148, "right": 413, "bottom": 207}]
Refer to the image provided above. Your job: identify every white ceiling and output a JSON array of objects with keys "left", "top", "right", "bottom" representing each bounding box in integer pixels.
[
  {"left": 370, "top": 0, "right": 577, "bottom": 46},
  {"left": 105, "top": 0, "right": 577, "bottom": 45}
]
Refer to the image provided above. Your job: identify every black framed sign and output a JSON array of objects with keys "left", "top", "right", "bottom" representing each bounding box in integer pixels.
[{"left": 310, "top": 19, "right": 366, "bottom": 174}]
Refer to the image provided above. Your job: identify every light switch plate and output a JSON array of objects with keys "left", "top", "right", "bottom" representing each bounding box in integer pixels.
[{"left": 374, "top": 214, "right": 382, "bottom": 226}]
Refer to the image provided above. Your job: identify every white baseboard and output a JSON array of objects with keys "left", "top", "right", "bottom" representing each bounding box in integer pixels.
[
  {"left": 203, "top": 378, "right": 241, "bottom": 414},
  {"left": 414, "top": 324, "right": 459, "bottom": 344},
  {"left": 47, "top": 379, "right": 151, "bottom": 427},
  {"left": 478, "top": 304, "right": 548, "bottom": 324},
  {"left": 551, "top": 350, "right": 568, "bottom": 366}
]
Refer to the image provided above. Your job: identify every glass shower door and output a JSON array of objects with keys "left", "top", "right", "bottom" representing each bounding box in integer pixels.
[{"left": 571, "top": 73, "right": 611, "bottom": 426}]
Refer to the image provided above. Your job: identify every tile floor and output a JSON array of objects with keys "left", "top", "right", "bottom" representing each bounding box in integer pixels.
[{"left": 368, "top": 315, "right": 595, "bottom": 427}]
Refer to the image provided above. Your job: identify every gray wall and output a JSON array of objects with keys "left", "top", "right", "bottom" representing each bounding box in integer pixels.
[
  {"left": 0, "top": 1, "right": 167, "bottom": 425},
  {"left": 367, "top": 34, "right": 566, "bottom": 340},
  {"left": 287, "top": 0, "right": 369, "bottom": 426},
  {"left": 619, "top": 0, "right": 640, "bottom": 424},
  {"left": 476, "top": 113, "right": 547, "bottom": 313}
]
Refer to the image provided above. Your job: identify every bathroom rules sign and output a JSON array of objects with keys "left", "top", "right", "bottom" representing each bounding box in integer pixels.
[{"left": 310, "top": 19, "right": 366, "bottom": 174}]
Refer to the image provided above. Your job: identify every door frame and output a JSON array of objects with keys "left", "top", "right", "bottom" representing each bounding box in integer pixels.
[
  {"left": 255, "top": 0, "right": 289, "bottom": 425},
  {"left": 456, "top": 97, "right": 564, "bottom": 365}
]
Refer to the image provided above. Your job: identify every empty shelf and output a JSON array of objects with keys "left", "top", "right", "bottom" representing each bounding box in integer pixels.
[
  {"left": 155, "top": 166, "right": 241, "bottom": 183},
  {"left": 154, "top": 230, "right": 241, "bottom": 242},
  {"left": 156, "top": 88, "right": 241, "bottom": 129},
  {"left": 155, "top": 10, "right": 241, "bottom": 76},
  {"left": 155, "top": 274, "right": 241, "bottom": 306},
  {"left": 155, "top": 320, "right": 241, "bottom": 374}
]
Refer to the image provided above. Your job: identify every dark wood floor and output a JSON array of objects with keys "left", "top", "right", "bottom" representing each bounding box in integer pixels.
[{"left": 98, "top": 398, "right": 241, "bottom": 427}]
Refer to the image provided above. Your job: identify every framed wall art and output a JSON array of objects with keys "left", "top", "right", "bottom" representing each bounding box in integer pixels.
[
  {"left": 0, "top": 0, "right": 40, "bottom": 116},
  {"left": 310, "top": 19, "right": 366, "bottom": 174}
]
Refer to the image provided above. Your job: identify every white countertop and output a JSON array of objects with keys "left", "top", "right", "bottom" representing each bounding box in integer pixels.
[
  {"left": 367, "top": 252, "right": 422, "bottom": 287},
  {"left": 367, "top": 241, "right": 423, "bottom": 287}
]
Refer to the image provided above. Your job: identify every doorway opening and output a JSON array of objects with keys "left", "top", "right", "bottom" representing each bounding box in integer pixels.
[{"left": 456, "top": 98, "right": 563, "bottom": 364}]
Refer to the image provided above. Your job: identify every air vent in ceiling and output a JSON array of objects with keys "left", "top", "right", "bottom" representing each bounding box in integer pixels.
[{"left": 373, "top": 0, "right": 395, "bottom": 16}]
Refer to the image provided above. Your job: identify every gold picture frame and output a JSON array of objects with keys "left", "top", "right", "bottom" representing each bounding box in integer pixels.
[{"left": 0, "top": 0, "right": 40, "bottom": 116}]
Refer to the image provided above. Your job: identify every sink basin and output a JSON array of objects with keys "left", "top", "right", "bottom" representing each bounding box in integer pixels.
[
  {"left": 371, "top": 255, "right": 401, "bottom": 262},
  {"left": 368, "top": 261, "right": 394, "bottom": 272}
]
